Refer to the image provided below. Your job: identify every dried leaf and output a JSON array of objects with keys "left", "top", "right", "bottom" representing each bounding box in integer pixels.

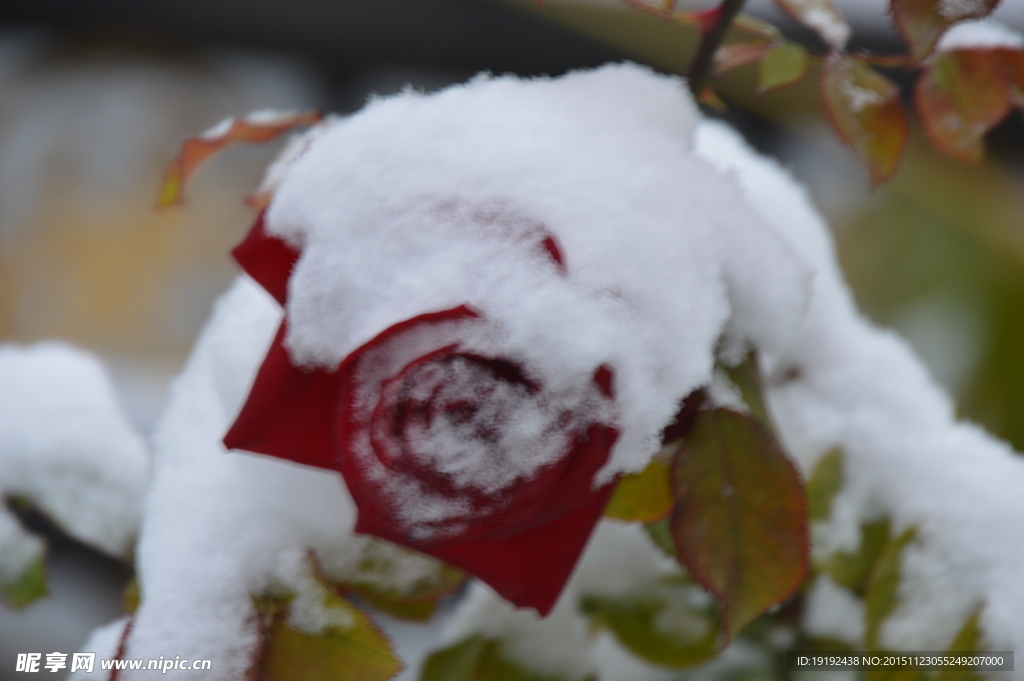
[
  {"left": 775, "top": 0, "right": 851, "bottom": 49},
  {"left": 1, "top": 556, "right": 47, "bottom": 609},
  {"left": 580, "top": 578, "right": 718, "bottom": 669},
  {"left": 156, "top": 110, "right": 321, "bottom": 208},
  {"left": 670, "top": 408, "right": 809, "bottom": 642},
  {"left": 821, "top": 54, "right": 909, "bottom": 185},
  {"left": 864, "top": 527, "right": 917, "bottom": 650},
  {"left": 604, "top": 456, "right": 674, "bottom": 523},
  {"left": 759, "top": 42, "right": 810, "bottom": 92},
  {"left": 715, "top": 43, "right": 775, "bottom": 76},
  {"left": 420, "top": 636, "right": 568, "bottom": 681},
  {"left": 824, "top": 518, "right": 891, "bottom": 594},
  {"left": 916, "top": 48, "right": 1021, "bottom": 164},
  {"left": 260, "top": 567, "right": 401, "bottom": 681},
  {"left": 807, "top": 448, "right": 844, "bottom": 522},
  {"left": 892, "top": 0, "right": 1002, "bottom": 60}
]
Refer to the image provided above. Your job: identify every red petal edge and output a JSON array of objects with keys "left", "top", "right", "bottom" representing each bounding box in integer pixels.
[
  {"left": 427, "top": 482, "right": 614, "bottom": 616},
  {"left": 222, "top": 323, "right": 338, "bottom": 469},
  {"left": 231, "top": 211, "right": 300, "bottom": 306}
]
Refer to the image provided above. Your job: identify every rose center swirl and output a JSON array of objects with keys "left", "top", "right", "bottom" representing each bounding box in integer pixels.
[{"left": 369, "top": 353, "right": 573, "bottom": 497}]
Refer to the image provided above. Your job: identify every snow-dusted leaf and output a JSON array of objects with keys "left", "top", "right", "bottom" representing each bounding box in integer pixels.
[
  {"left": 807, "top": 448, "right": 844, "bottom": 522},
  {"left": 420, "top": 636, "right": 568, "bottom": 681},
  {"left": 337, "top": 558, "right": 465, "bottom": 623},
  {"left": 759, "top": 43, "right": 810, "bottom": 92},
  {"left": 156, "top": 110, "right": 321, "bottom": 207},
  {"left": 580, "top": 578, "right": 717, "bottom": 669},
  {"left": 775, "top": 0, "right": 851, "bottom": 49},
  {"left": 864, "top": 527, "right": 917, "bottom": 650},
  {"left": 259, "top": 573, "right": 402, "bottom": 681},
  {"left": 916, "top": 48, "right": 1023, "bottom": 164},
  {"left": 824, "top": 518, "right": 890, "bottom": 593},
  {"left": 670, "top": 408, "right": 809, "bottom": 642},
  {"left": 821, "top": 54, "right": 909, "bottom": 185},
  {"left": 892, "top": 0, "right": 1002, "bottom": 60},
  {"left": 0, "top": 556, "right": 46, "bottom": 609},
  {"left": 715, "top": 44, "right": 775, "bottom": 76},
  {"left": 604, "top": 456, "right": 673, "bottom": 523}
]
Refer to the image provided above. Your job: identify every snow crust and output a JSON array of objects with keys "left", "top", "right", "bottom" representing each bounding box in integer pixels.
[
  {"left": 267, "top": 64, "right": 811, "bottom": 486},
  {"left": 0, "top": 343, "right": 148, "bottom": 583},
  {"left": 937, "top": 18, "right": 1024, "bottom": 51}
]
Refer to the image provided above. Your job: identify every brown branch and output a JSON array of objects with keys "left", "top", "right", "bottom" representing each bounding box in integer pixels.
[{"left": 687, "top": 0, "right": 749, "bottom": 96}]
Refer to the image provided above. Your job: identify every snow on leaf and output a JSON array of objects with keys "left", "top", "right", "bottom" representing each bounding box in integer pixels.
[
  {"left": 775, "top": 0, "right": 851, "bottom": 49},
  {"left": 334, "top": 552, "right": 465, "bottom": 623},
  {"left": 259, "top": 566, "right": 402, "bottom": 681},
  {"left": 807, "top": 448, "right": 844, "bottom": 522},
  {"left": 155, "top": 110, "right": 322, "bottom": 207},
  {"left": 758, "top": 42, "right": 810, "bottom": 92},
  {"left": 669, "top": 408, "right": 809, "bottom": 642},
  {"left": 892, "top": 0, "right": 1002, "bottom": 60},
  {"left": 864, "top": 527, "right": 917, "bottom": 650},
  {"left": 604, "top": 455, "right": 674, "bottom": 523},
  {"left": 0, "top": 555, "right": 47, "bottom": 609},
  {"left": 821, "top": 54, "right": 909, "bottom": 185},
  {"left": 579, "top": 577, "right": 718, "bottom": 669},
  {"left": 915, "top": 48, "right": 1022, "bottom": 164}
]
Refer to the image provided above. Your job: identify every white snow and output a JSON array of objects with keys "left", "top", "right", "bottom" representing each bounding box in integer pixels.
[
  {"left": 267, "top": 64, "right": 811, "bottom": 496},
  {"left": 0, "top": 343, "right": 149, "bottom": 584},
  {"left": 937, "top": 18, "right": 1024, "bottom": 51}
]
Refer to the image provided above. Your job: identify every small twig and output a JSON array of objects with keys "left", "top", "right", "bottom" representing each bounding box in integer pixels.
[{"left": 687, "top": 0, "right": 749, "bottom": 96}]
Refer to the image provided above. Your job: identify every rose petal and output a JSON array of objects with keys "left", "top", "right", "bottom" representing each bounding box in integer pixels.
[
  {"left": 231, "top": 211, "right": 300, "bottom": 306},
  {"left": 222, "top": 324, "right": 338, "bottom": 469},
  {"left": 422, "top": 483, "right": 616, "bottom": 616}
]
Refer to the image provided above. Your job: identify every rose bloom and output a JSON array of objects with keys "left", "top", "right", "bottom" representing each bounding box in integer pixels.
[{"left": 225, "top": 213, "right": 621, "bottom": 615}]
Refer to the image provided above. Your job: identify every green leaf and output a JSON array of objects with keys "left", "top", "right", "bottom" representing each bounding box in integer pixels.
[
  {"left": 644, "top": 518, "right": 677, "bottom": 558},
  {"left": 807, "top": 448, "right": 844, "bottom": 522},
  {"left": 334, "top": 540, "right": 465, "bottom": 622},
  {"left": 916, "top": 49, "right": 1023, "bottom": 164},
  {"left": 123, "top": 577, "right": 140, "bottom": 615},
  {"left": 605, "top": 456, "right": 674, "bottom": 523},
  {"left": 715, "top": 43, "right": 775, "bottom": 77},
  {"left": 864, "top": 527, "right": 917, "bottom": 650},
  {"left": 821, "top": 54, "right": 909, "bottom": 186},
  {"left": 670, "top": 408, "right": 809, "bottom": 642},
  {"left": 1, "top": 556, "right": 47, "bottom": 609},
  {"left": 720, "top": 350, "right": 772, "bottom": 429},
  {"left": 824, "top": 518, "right": 891, "bottom": 594},
  {"left": 892, "top": 0, "right": 1001, "bottom": 60},
  {"left": 938, "top": 610, "right": 985, "bottom": 681},
  {"left": 580, "top": 579, "right": 718, "bottom": 669},
  {"left": 758, "top": 43, "right": 809, "bottom": 92},
  {"left": 260, "top": 573, "right": 401, "bottom": 681},
  {"left": 775, "top": 0, "right": 851, "bottom": 48},
  {"left": 420, "top": 636, "right": 568, "bottom": 681}
]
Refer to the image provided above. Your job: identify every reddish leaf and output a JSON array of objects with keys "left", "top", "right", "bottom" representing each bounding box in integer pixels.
[
  {"left": 821, "top": 54, "right": 909, "bottom": 185},
  {"left": 916, "top": 48, "right": 1022, "bottom": 163},
  {"left": 775, "top": 0, "right": 851, "bottom": 49},
  {"left": 670, "top": 408, "right": 809, "bottom": 642},
  {"left": 715, "top": 43, "right": 775, "bottom": 76},
  {"left": 892, "top": 0, "right": 1002, "bottom": 60},
  {"left": 156, "top": 110, "right": 321, "bottom": 207}
]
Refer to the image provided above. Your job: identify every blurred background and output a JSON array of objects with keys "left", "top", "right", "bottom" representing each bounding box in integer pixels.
[{"left": 1, "top": 0, "right": 1024, "bottom": 677}]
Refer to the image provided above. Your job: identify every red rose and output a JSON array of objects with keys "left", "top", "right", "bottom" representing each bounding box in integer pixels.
[{"left": 224, "top": 213, "right": 620, "bottom": 615}]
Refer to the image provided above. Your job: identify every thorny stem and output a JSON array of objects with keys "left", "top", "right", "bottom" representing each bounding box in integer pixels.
[{"left": 687, "top": 0, "right": 749, "bottom": 97}]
